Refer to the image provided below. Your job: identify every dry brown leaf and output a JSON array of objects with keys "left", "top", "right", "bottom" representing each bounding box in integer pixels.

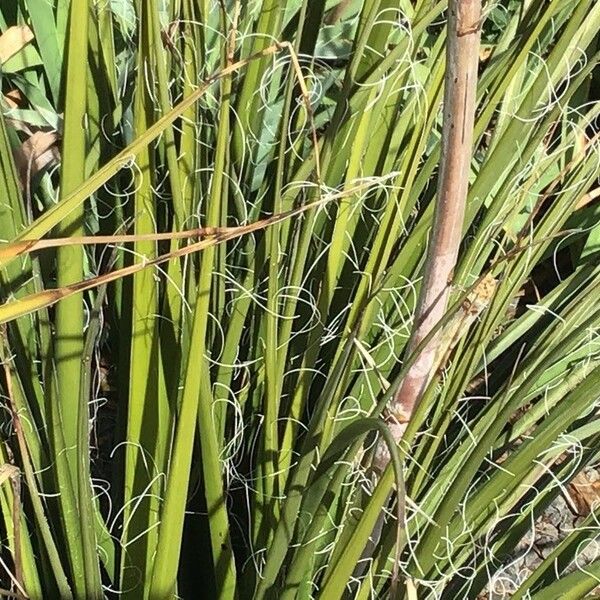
[
  {"left": 4, "top": 118, "right": 34, "bottom": 136},
  {"left": 4, "top": 89, "right": 23, "bottom": 108},
  {"left": 324, "top": 0, "right": 353, "bottom": 24},
  {"left": 27, "top": 146, "right": 60, "bottom": 179},
  {"left": 12, "top": 130, "right": 60, "bottom": 188},
  {"left": 0, "top": 25, "right": 34, "bottom": 64},
  {"left": 568, "top": 471, "right": 600, "bottom": 516}
]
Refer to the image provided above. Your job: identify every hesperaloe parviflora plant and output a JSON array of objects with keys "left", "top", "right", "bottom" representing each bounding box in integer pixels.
[{"left": 0, "top": 1, "right": 599, "bottom": 599}]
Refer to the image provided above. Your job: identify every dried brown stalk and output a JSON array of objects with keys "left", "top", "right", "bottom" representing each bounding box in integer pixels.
[{"left": 375, "top": 0, "right": 483, "bottom": 471}]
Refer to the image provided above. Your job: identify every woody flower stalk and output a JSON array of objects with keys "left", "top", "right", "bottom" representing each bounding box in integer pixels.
[{"left": 374, "top": 0, "right": 483, "bottom": 471}]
